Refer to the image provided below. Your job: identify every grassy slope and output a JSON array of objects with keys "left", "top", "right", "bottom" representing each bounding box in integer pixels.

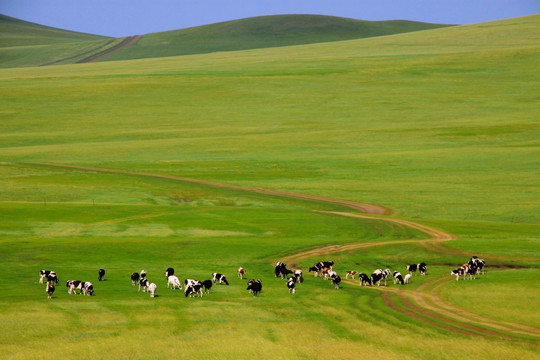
[
  {"left": 0, "top": 15, "right": 539, "bottom": 359},
  {"left": 0, "top": 14, "right": 450, "bottom": 68},
  {"left": 102, "top": 14, "right": 451, "bottom": 61},
  {"left": 0, "top": 14, "right": 112, "bottom": 68}
]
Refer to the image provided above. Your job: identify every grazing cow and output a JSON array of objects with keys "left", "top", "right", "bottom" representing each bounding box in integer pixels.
[
  {"left": 237, "top": 267, "right": 246, "bottom": 280},
  {"left": 469, "top": 257, "right": 486, "bottom": 275},
  {"left": 165, "top": 267, "right": 174, "bottom": 278},
  {"left": 82, "top": 282, "right": 94, "bottom": 296},
  {"left": 287, "top": 276, "right": 296, "bottom": 294},
  {"left": 403, "top": 273, "right": 412, "bottom": 284},
  {"left": 148, "top": 283, "right": 157, "bottom": 297},
  {"left": 167, "top": 275, "right": 182, "bottom": 290},
  {"left": 358, "top": 273, "right": 372, "bottom": 286},
  {"left": 98, "top": 269, "right": 105, "bottom": 281},
  {"left": 274, "top": 262, "right": 293, "bottom": 279},
  {"left": 294, "top": 269, "right": 304, "bottom": 283},
  {"left": 185, "top": 282, "right": 203, "bottom": 297},
  {"left": 46, "top": 282, "right": 55, "bottom": 299},
  {"left": 345, "top": 271, "right": 358, "bottom": 279},
  {"left": 184, "top": 279, "right": 199, "bottom": 287},
  {"left": 139, "top": 278, "right": 150, "bottom": 292},
  {"left": 371, "top": 269, "right": 391, "bottom": 286},
  {"left": 66, "top": 280, "right": 83, "bottom": 294},
  {"left": 308, "top": 263, "right": 323, "bottom": 277},
  {"left": 418, "top": 262, "right": 427, "bottom": 275},
  {"left": 406, "top": 264, "right": 418, "bottom": 275},
  {"left": 247, "top": 279, "right": 262, "bottom": 296},
  {"left": 331, "top": 273, "right": 341, "bottom": 289},
  {"left": 131, "top": 272, "right": 140, "bottom": 286},
  {"left": 451, "top": 268, "right": 464, "bottom": 281},
  {"left": 393, "top": 271, "right": 404, "bottom": 285},
  {"left": 40, "top": 270, "right": 58, "bottom": 284},
  {"left": 212, "top": 273, "right": 229, "bottom": 285},
  {"left": 202, "top": 280, "right": 213, "bottom": 294}
]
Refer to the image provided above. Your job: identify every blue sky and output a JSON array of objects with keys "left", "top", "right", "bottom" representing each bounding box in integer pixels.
[{"left": 1, "top": 0, "right": 538, "bottom": 37}]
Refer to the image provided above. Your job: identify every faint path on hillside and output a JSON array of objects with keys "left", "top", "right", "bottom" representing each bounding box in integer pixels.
[
  {"left": 78, "top": 35, "right": 142, "bottom": 63},
  {"left": 33, "top": 162, "right": 390, "bottom": 215},
  {"left": 31, "top": 162, "right": 540, "bottom": 341}
]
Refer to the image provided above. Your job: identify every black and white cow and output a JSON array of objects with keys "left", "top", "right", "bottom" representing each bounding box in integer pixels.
[
  {"left": 140, "top": 270, "right": 147, "bottom": 280},
  {"left": 331, "top": 273, "right": 341, "bottom": 290},
  {"left": 83, "top": 282, "right": 94, "bottom": 296},
  {"left": 148, "top": 283, "right": 157, "bottom": 297},
  {"left": 287, "top": 276, "right": 296, "bottom": 294},
  {"left": 202, "top": 280, "right": 212, "bottom": 294},
  {"left": 139, "top": 278, "right": 150, "bottom": 292},
  {"left": 165, "top": 267, "right": 174, "bottom": 278},
  {"left": 247, "top": 279, "right": 262, "bottom": 296},
  {"left": 418, "top": 262, "right": 427, "bottom": 276},
  {"left": 46, "top": 281, "right": 55, "bottom": 299},
  {"left": 167, "top": 275, "right": 182, "bottom": 290},
  {"left": 406, "top": 264, "right": 418, "bottom": 276},
  {"left": 393, "top": 271, "right": 404, "bottom": 285},
  {"left": 98, "top": 269, "right": 105, "bottom": 281},
  {"left": 371, "top": 269, "right": 391, "bottom": 286},
  {"left": 212, "top": 273, "right": 229, "bottom": 285},
  {"left": 131, "top": 272, "right": 140, "bottom": 286},
  {"left": 358, "top": 273, "right": 372, "bottom": 286},
  {"left": 184, "top": 281, "right": 203, "bottom": 297},
  {"left": 450, "top": 268, "right": 465, "bottom": 281},
  {"left": 66, "top": 280, "right": 83, "bottom": 294},
  {"left": 469, "top": 257, "right": 486, "bottom": 275},
  {"left": 308, "top": 263, "right": 323, "bottom": 277},
  {"left": 40, "top": 270, "right": 58, "bottom": 284},
  {"left": 294, "top": 269, "right": 304, "bottom": 283},
  {"left": 274, "top": 262, "right": 293, "bottom": 279}
]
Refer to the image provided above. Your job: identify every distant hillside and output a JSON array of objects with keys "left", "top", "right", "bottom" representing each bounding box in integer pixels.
[
  {"left": 0, "top": 14, "right": 452, "bottom": 68},
  {"left": 102, "top": 14, "right": 452, "bottom": 61},
  {"left": 0, "top": 15, "right": 113, "bottom": 68},
  {"left": 0, "top": 14, "right": 108, "bottom": 46}
]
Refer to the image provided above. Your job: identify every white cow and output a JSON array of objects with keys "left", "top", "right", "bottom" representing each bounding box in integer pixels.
[{"left": 167, "top": 275, "right": 182, "bottom": 290}]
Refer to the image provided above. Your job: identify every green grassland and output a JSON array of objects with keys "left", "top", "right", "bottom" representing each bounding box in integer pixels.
[
  {"left": 0, "top": 14, "right": 539, "bottom": 359},
  {"left": 101, "top": 14, "right": 451, "bottom": 62}
]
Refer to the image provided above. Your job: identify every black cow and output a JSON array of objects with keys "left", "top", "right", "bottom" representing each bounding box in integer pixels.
[
  {"left": 247, "top": 279, "right": 262, "bottom": 296},
  {"left": 202, "top": 280, "right": 213, "bottom": 294},
  {"left": 371, "top": 269, "right": 391, "bottom": 286},
  {"left": 406, "top": 264, "right": 418, "bottom": 275},
  {"left": 331, "top": 273, "right": 341, "bottom": 289},
  {"left": 98, "top": 269, "right": 105, "bottom": 281},
  {"left": 46, "top": 282, "right": 55, "bottom": 299},
  {"left": 274, "top": 262, "right": 293, "bottom": 279},
  {"left": 418, "top": 262, "right": 427, "bottom": 275},
  {"left": 359, "top": 273, "right": 372, "bottom": 286},
  {"left": 308, "top": 263, "right": 323, "bottom": 277},
  {"left": 212, "top": 273, "right": 229, "bottom": 285},
  {"left": 131, "top": 272, "right": 140, "bottom": 286}
]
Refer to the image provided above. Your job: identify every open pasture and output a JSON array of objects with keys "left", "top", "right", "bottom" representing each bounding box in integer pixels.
[{"left": 0, "top": 15, "right": 539, "bottom": 359}]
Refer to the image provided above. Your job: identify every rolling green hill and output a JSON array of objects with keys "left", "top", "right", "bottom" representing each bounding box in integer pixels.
[
  {"left": 0, "top": 14, "right": 451, "bottom": 67},
  {"left": 0, "top": 14, "right": 539, "bottom": 359},
  {"left": 0, "top": 14, "right": 113, "bottom": 68},
  {"left": 101, "top": 14, "right": 452, "bottom": 61}
]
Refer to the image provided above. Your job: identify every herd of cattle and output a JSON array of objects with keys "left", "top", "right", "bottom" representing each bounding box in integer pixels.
[{"left": 38, "top": 256, "right": 485, "bottom": 299}]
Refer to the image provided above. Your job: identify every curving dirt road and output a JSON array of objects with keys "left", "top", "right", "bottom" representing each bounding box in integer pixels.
[{"left": 31, "top": 162, "right": 539, "bottom": 341}]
